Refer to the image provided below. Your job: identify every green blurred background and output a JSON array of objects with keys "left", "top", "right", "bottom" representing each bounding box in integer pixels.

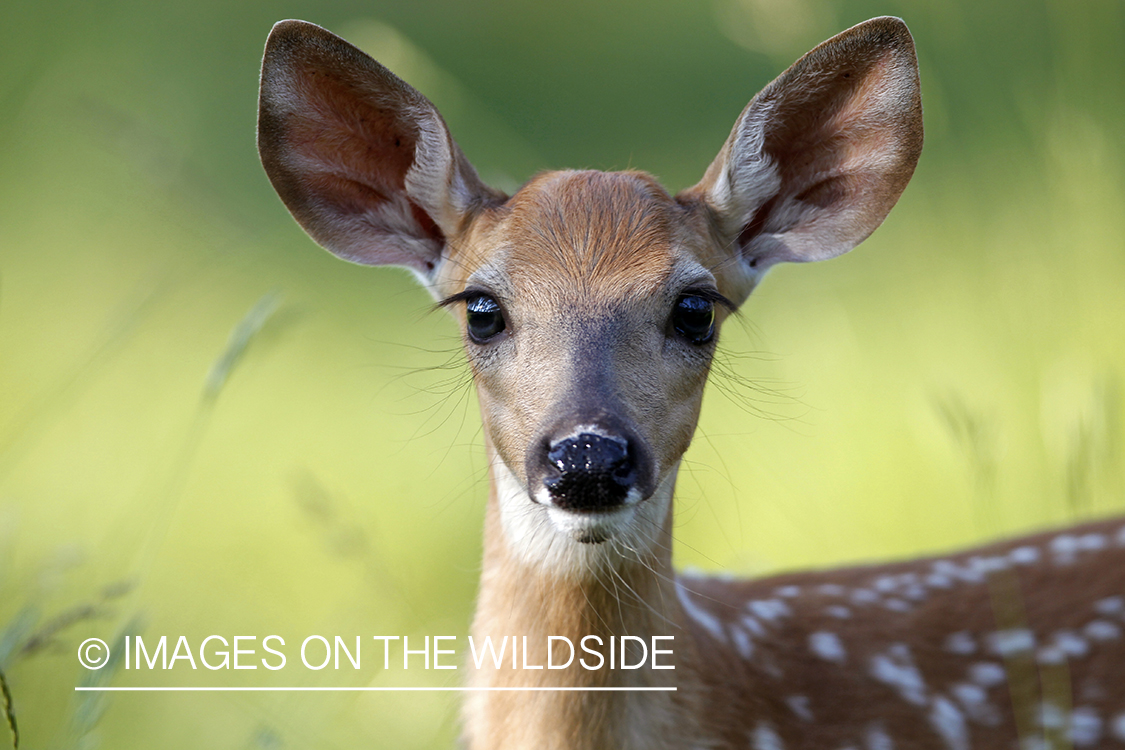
[{"left": 1, "top": 0, "right": 1122, "bottom": 746}]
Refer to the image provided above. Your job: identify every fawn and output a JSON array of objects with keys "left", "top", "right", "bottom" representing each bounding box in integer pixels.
[{"left": 257, "top": 16, "right": 1125, "bottom": 750}]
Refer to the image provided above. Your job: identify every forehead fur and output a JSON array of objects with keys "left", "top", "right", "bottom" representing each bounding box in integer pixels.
[{"left": 459, "top": 170, "right": 690, "bottom": 307}]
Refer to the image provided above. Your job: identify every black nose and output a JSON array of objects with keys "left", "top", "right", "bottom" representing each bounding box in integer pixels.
[{"left": 543, "top": 433, "right": 636, "bottom": 511}]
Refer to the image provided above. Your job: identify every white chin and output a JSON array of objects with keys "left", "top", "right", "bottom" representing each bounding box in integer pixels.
[{"left": 545, "top": 504, "right": 638, "bottom": 544}]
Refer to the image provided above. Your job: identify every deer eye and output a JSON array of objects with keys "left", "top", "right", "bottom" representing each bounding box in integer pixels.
[
  {"left": 672, "top": 295, "right": 715, "bottom": 345},
  {"left": 465, "top": 294, "right": 506, "bottom": 342}
]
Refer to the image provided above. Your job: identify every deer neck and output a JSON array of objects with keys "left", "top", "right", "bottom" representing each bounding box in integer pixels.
[
  {"left": 473, "top": 453, "right": 686, "bottom": 678},
  {"left": 463, "top": 448, "right": 707, "bottom": 749}
]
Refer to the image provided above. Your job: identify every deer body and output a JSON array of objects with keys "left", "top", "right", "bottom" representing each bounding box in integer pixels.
[{"left": 257, "top": 17, "right": 1125, "bottom": 749}]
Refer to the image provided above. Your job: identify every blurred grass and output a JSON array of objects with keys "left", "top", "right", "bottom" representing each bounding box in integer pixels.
[{"left": 0, "top": 0, "right": 1123, "bottom": 746}]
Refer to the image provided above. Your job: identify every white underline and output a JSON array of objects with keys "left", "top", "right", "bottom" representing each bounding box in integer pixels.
[{"left": 74, "top": 686, "right": 677, "bottom": 692}]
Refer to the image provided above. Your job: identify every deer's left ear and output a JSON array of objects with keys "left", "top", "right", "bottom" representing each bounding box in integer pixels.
[{"left": 679, "top": 17, "right": 922, "bottom": 297}]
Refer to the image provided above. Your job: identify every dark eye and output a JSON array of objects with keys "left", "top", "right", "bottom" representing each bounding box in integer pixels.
[
  {"left": 672, "top": 295, "right": 715, "bottom": 345},
  {"left": 465, "top": 294, "right": 506, "bottom": 342}
]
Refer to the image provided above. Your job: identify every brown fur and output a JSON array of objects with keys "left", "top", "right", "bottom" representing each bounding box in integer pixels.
[{"left": 683, "top": 517, "right": 1125, "bottom": 749}]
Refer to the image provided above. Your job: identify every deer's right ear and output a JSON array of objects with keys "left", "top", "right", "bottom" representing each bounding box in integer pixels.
[{"left": 257, "top": 20, "right": 503, "bottom": 286}]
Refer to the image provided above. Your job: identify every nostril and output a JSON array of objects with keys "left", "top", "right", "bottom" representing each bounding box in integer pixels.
[{"left": 544, "top": 433, "right": 636, "bottom": 511}]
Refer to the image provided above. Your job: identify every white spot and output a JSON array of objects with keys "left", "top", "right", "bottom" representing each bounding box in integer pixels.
[
  {"left": 933, "top": 558, "right": 984, "bottom": 584},
  {"left": 786, "top": 695, "right": 813, "bottom": 722},
  {"left": 1051, "top": 534, "right": 1079, "bottom": 552},
  {"left": 958, "top": 568, "right": 985, "bottom": 584},
  {"left": 944, "top": 631, "right": 976, "bottom": 655},
  {"left": 730, "top": 624, "right": 754, "bottom": 660},
  {"left": 676, "top": 579, "right": 727, "bottom": 643},
  {"left": 809, "top": 631, "right": 847, "bottom": 664},
  {"left": 1116, "top": 525, "right": 1125, "bottom": 547},
  {"left": 1038, "top": 631, "right": 1086, "bottom": 664},
  {"left": 748, "top": 599, "right": 792, "bottom": 621},
  {"left": 1009, "top": 545, "right": 1040, "bottom": 565},
  {"left": 1070, "top": 706, "right": 1102, "bottom": 747},
  {"left": 869, "top": 643, "right": 927, "bottom": 706},
  {"left": 819, "top": 583, "right": 846, "bottom": 597},
  {"left": 950, "top": 683, "right": 1001, "bottom": 726},
  {"left": 1051, "top": 534, "right": 1080, "bottom": 564},
  {"left": 851, "top": 588, "right": 879, "bottom": 605},
  {"left": 929, "top": 695, "right": 969, "bottom": 750},
  {"left": 932, "top": 559, "right": 958, "bottom": 576},
  {"left": 760, "top": 656, "right": 784, "bottom": 679},
  {"left": 775, "top": 585, "right": 800, "bottom": 598},
  {"left": 968, "top": 662, "right": 1007, "bottom": 687},
  {"left": 1111, "top": 712, "right": 1125, "bottom": 741},
  {"left": 826, "top": 605, "right": 852, "bottom": 619},
  {"left": 874, "top": 576, "right": 898, "bottom": 593},
  {"left": 1094, "top": 596, "right": 1124, "bottom": 615},
  {"left": 968, "top": 555, "right": 1008, "bottom": 575},
  {"left": 1040, "top": 702, "right": 1066, "bottom": 729},
  {"left": 931, "top": 559, "right": 976, "bottom": 584},
  {"left": 1053, "top": 630, "right": 1090, "bottom": 657},
  {"left": 1037, "top": 646, "right": 1065, "bottom": 665},
  {"left": 884, "top": 598, "right": 911, "bottom": 612},
  {"left": 1078, "top": 532, "right": 1106, "bottom": 551},
  {"left": 986, "top": 628, "right": 1035, "bottom": 657},
  {"left": 926, "top": 573, "right": 953, "bottom": 589},
  {"left": 751, "top": 722, "right": 784, "bottom": 750},
  {"left": 742, "top": 615, "right": 766, "bottom": 637},
  {"left": 865, "top": 723, "right": 895, "bottom": 750},
  {"left": 1083, "top": 619, "right": 1121, "bottom": 641},
  {"left": 950, "top": 682, "right": 986, "bottom": 708},
  {"left": 957, "top": 566, "right": 985, "bottom": 583},
  {"left": 903, "top": 584, "right": 928, "bottom": 601}
]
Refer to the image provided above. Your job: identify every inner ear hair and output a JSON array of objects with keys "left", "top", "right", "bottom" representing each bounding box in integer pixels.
[{"left": 682, "top": 16, "right": 923, "bottom": 277}]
